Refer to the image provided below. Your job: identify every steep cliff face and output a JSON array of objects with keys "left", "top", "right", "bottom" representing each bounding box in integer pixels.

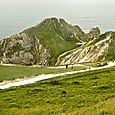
[
  {"left": 0, "top": 18, "right": 86, "bottom": 65},
  {"left": 56, "top": 32, "right": 114, "bottom": 65},
  {"left": 0, "top": 18, "right": 114, "bottom": 66},
  {"left": 0, "top": 33, "right": 50, "bottom": 65}
]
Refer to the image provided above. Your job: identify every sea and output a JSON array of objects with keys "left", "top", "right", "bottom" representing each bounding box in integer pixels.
[{"left": 0, "top": 0, "right": 115, "bottom": 39}]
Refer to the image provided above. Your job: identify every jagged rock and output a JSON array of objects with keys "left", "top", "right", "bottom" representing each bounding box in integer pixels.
[
  {"left": 86, "top": 27, "right": 100, "bottom": 41},
  {"left": 0, "top": 32, "right": 50, "bottom": 65},
  {"left": 0, "top": 18, "right": 114, "bottom": 66},
  {"left": 22, "top": 52, "right": 33, "bottom": 65},
  {"left": 0, "top": 18, "right": 86, "bottom": 66},
  {"left": 1, "top": 58, "right": 9, "bottom": 64},
  {"left": 10, "top": 56, "right": 21, "bottom": 64},
  {"left": 56, "top": 32, "right": 113, "bottom": 65}
]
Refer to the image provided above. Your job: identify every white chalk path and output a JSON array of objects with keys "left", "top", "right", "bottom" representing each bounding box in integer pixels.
[{"left": 0, "top": 62, "right": 115, "bottom": 89}]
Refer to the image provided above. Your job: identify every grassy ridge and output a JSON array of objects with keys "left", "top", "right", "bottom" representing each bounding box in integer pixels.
[
  {"left": 24, "top": 18, "right": 85, "bottom": 65},
  {"left": 105, "top": 32, "right": 115, "bottom": 61},
  {"left": 0, "top": 66, "right": 115, "bottom": 114}
]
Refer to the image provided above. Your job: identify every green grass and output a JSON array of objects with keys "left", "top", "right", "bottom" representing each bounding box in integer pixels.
[
  {"left": 0, "top": 66, "right": 115, "bottom": 114},
  {"left": 105, "top": 32, "right": 115, "bottom": 61},
  {"left": 24, "top": 18, "right": 85, "bottom": 65},
  {"left": 0, "top": 65, "right": 86, "bottom": 82}
]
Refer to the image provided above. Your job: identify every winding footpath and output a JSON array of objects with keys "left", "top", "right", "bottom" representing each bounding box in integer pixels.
[{"left": 0, "top": 62, "right": 115, "bottom": 90}]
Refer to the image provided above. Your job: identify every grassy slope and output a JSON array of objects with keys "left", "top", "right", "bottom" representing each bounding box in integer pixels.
[
  {"left": 24, "top": 18, "right": 85, "bottom": 65},
  {"left": 0, "top": 66, "right": 115, "bottom": 114},
  {"left": 82, "top": 32, "right": 111, "bottom": 48},
  {"left": 56, "top": 32, "right": 112, "bottom": 64},
  {"left": 0, "top": 65, "right": 86, "bottom": 82},
  {"left": 105, "top": 32, "right": 115, "bottom": 61}
]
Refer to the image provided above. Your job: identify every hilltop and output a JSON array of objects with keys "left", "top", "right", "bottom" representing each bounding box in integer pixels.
[
  {"left": 0, "top": 18, "right": 85, "bottom": 66},
  {"left": 0, "top": 17, "right": 115, "bottom": 66}
]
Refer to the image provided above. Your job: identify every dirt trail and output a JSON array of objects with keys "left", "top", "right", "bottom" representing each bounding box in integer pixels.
[{"left": 0, "top": 62, "right": 115, "bottom": 89}]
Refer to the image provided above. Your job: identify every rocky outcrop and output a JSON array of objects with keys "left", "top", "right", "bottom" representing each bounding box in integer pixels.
[
  {"left": 85, "top": 27, "right": 100, "bottom": 41},
  {"left": 56, "top": 33, "right": 112, "bottom": 65},
  {"left": 0, "top": 33, "right": 50, "bottom": 65},
  {"left": 0, "top": 18, "right": 114, "bottom": 66},
  {"left": 0, "top": 18, "right": 87, "bottom": 65}
]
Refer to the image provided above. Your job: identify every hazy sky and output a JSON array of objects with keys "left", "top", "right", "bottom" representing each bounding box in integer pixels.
[
  {"left": 0, "top": 0, "right": 115, "bottom": 22},
  {"left": 0, "top": 0, "right": 115, "bottom": 38}
]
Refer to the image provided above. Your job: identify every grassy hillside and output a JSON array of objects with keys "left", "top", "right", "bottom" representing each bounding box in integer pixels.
[
  {"left": 82, "top": 31, "right": 115, "bottom": 62},
  {"left": 0, "top": 18, "right": 87, "bottom": 66},
  {"left": 1, "top": 18, "right": 114, "bottom": 66},
  {"left": 56, "top": 31, "right": 115, "bottom": 65},
  {"left": 0, "top": 65, "right": 86, "bottom": 82},
  {"left": 0, "top": 66, "right": 115, "bottom": 114},
  {"left": 104, "top": 32, "right": 115, "bottom": 61},
  {"left": 24, "top": 18, "right": 85, "bottom": 65}
]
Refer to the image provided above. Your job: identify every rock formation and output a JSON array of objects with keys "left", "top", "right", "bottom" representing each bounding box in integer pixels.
[
  {"left": 0, "top": 33, "right": 50, "bottom": 65},
  {"left": 0, "top": 17, "right": 115, "bottom": 66}
]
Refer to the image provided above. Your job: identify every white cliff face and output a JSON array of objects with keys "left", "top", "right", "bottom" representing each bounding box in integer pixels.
[
  {"left": 56, "top": 34, "right": 112, "bottom": 65},
  {"left": 0, "top": 18, "right": 114, "bottom": 66},
  {"left": 0, "top": 33, "right": 50, "bottom": 65}
]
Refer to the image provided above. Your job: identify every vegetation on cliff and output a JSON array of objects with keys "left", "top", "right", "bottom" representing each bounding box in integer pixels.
[{"left": 0, "top": 17, "right": 115, "bottom": 66}]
